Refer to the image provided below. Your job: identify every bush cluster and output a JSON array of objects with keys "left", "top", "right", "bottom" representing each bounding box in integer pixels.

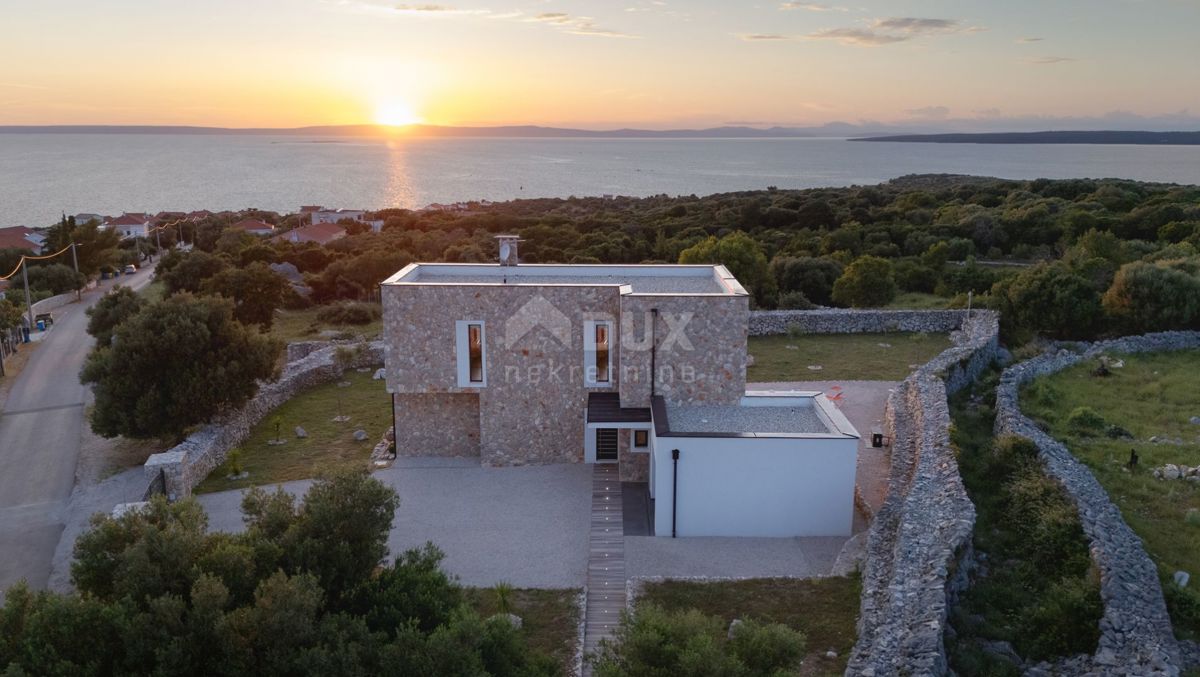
[
  {"left": 0, "top": 472, "right": 557, "bottom": 676},
  {"left": 316, "top": 302, "right": 383, "bottom": 326},
  {"left": 590, "top": 604, "right": 806, "bottom": 677}
]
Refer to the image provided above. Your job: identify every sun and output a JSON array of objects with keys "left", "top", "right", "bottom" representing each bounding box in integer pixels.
[{"left": 374, "top": 99, "right": 423, "bottom": 127}]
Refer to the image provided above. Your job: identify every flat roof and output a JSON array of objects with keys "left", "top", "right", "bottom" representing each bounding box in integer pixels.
[
  {"left": 653, "top": 392, "right": 860, "bottom": 439},
  {"left": 383, "top": 263, "right": 747, "bottom": 296},
  {"left": 587, "top": 392, "right": 652, "bottom": 424}
]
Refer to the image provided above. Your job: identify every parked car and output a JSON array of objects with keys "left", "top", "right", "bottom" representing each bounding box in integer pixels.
[
  {"left": 123, "top": 264, "right": 138, "bottom": 275},
  {"left": 34, "top": 312, "right": 53, "bottom": 327}
]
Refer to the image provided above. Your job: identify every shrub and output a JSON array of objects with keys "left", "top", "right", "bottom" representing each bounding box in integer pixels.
[
  {"left": 996, "top": 262, "right": 1102, "bottom": 340},
  {"left": 831, "top": 255, "right": 897, "bottom": 308},
  {"left": 726, "top": 618, "right": 806, "bottom": 675},
  {"left": 1017, "top": 575, "right": 1103, "bottom": 659},
  {"left": 1102, "top": 259, "right": 1200, "bottom": 332},
  {"left": 227, "top": 449, "right": 244, "bottom": 477},
  {"left": 591, "top": 605, "right": 805, "bottom": 677},
  {"left": 1165, "top": 583, "right": 1200, "bottom": 640},
  {"left": 776, "top": 290, "right": 816, "bottom": 310},
  {"left": 769, "top": 255, "right": 843, "bottom": 305},
  {"left": 316, "top": 302, "right": 381, "bottom": 326},
  {"left": 1065, "top": 407, "right": 1106, "bottom": 436}
]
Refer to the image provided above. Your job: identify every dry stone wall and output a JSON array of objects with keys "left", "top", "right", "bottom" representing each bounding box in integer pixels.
[
  {"left": 994, "top": 331, "right": 1200, "bottom": 676},
  {"left": 749, "top": 308, "right": 970, "bottom": 336},
  {"left": 846, "top": 310, "right": 999, "bottom": 676},
  {"left": 143, "top": 340, "right": 384, "bottom": 498}
]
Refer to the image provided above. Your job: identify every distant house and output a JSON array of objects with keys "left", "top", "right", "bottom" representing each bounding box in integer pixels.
[
  {"left": 186, "top": 210, "right": 213, "bottom": 220},
  {"left": 272, "top": 222, "right": 346, "bottom": 246},
  {"left": 0, "top": 227, "right": 40, "bottom": 253},
  {"left": 424, "top": 202, "right": 471, "bottom": 213},
  {"left": 103, "top": 213, "right": 153, "bottom": 240},
  {"left": 74, "top": 213, "right": 106, "bottom": 226},
  {"left": 228, "top": 218, "right": 276, "bottom": 237},
  {"left": 311, "top": 208, "right": 384, "bottom": 232}
]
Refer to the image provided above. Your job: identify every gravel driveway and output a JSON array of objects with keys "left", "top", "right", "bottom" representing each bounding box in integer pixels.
[{"left": 196, "top": 457, "right": 592, "bottom": 588}]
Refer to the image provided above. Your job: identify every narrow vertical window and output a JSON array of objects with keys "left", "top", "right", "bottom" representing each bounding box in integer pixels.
[
  {"left": 468, "top": 323, "right": 483, "bottom": 383},
  {"left": 584, "top": 320, "right": 613, "bottom": 387},
  {"left": 595, "top": 323, "right": 610, "bottom": 383},
  {"left": 456, "top": 320, "right": 486, "bottom": 387}
]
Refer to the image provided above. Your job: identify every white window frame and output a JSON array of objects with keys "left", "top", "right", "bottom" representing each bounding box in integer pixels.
[
  {"left": 583, "top": 319, "right": 613, "bottom": 387},
  {"left": 455, "top": 320, "right": 487, "bottom": 387}
]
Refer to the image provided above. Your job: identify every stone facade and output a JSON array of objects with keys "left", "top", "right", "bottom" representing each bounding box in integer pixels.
[
  {"left": 393, "top": 393, "right": 481, "bottom": 458},
  {"left": 847, "top": 310, "right": 999, "bottom": 676},
  {"left": 618, "top": 429, "right": 650, "bottom": 482},
  {"left": 993, "top": 331, "right": 1200, "bottom": 676},
  {"left": 618, "top": 294, "right": 749, "bottom": 408},
  {"left": 142, "top": 340, "right": 384, "bottom": 498},
  {"left": 382, "top": 278, "right": 748, "bottom": 468}
]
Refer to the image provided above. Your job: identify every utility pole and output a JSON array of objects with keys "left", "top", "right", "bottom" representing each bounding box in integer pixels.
[
  {"left": 21, "top": 259, "right": 34, "bottom": 337},
  {"left": 71, "top": 242, "right": 81, "bottom": 301},
  {"left": 155, "top": 226, "right": 161, "bottom": 261}
]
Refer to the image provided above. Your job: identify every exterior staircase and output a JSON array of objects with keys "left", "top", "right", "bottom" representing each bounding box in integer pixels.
[{"left": 581, "top": 463, "right": 625, "bottom": 675}]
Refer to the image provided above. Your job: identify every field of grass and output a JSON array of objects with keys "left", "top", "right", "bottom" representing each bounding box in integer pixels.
[
  {"left": 747, "top": 331, "right": 952, "bottom": 382},
  {"left": 270, "top": 306, "right": 383, "bottom": 344},
  {"left": 195, "top": 370, "right": 390, "bottom": 493},
  {"left": 1020, "top": 349, "right": 1200, "bottom": 641},
  {"left": 137, "top": 279, "right": 166, "bottom": 302},
  {"left": 464, "top": 587, "right": 580, "bottom": 672},
  {"left": 635, "top": 575, "right": 861, "bottom": 676}
]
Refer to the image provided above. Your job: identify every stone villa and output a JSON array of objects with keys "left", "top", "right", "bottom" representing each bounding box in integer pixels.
[{"left": 381, "top": 237, "right": 859, "bottom": 537}]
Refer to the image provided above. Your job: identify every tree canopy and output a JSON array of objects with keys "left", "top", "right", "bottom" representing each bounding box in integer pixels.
[
  {"left": 1, "top": 471, "right": 558, "bottom": 676},
  {"left": 85, "top": 286, "right": 146, "bottom": 348},
  {"left": 81, "top": 293, "right": 281, "bottom": 439},
  {"left": 201, "top": 262, "right": 289, "bottom": 329},
  {"left": 832, "top": 255, "right": 898, "bottom": 308}
]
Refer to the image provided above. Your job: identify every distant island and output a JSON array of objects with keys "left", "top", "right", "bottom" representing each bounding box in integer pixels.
[
  {"left": 5, "top": 125, "right": 1200, "bottom": 143},
  {"left": 852, "top": 131, "right": 1200, "bottom": 145}
]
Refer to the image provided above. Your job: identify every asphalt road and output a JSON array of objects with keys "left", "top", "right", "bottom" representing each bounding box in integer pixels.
[{"left": 0, "top": 269, "right": 154, "bottom": 592}]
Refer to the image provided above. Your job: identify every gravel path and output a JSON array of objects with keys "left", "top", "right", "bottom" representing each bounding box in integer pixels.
[{"left": 196, "top": 458, "right": 593, "bottom": 589}]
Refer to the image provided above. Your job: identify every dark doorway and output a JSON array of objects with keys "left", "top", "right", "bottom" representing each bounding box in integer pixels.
[{"left": 596, "top": 428, "right": 618, "bottom": 462}]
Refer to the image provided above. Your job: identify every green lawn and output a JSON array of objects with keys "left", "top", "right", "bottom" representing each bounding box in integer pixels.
[
  {"left": 748, "top": 332, "right": 952, "bottom": 382},
  {"left": 138, "top": 279, "right": 166, "bottom": 302},
  {"left": 195, "top": 370, "right": 390, "bottom": 493},
  {"left": 270, "top": 306, "right": 383, "bottom": 345},
  {"left": 464, "top": 588, "right": 580, "bottom": 672},
  {"left": 1020, "top": 349, "right": 1200, "bottom": 641},
  {"left": 634, "top": 576, "right": 861, "bottom": 676}
]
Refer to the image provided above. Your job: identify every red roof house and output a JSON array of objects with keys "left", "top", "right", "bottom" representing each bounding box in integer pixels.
[
  {"left": 229, "top": 218, "right": 276, "bottom": 236},
  {"left": 272, "top": 222, "right": 346, "bottom": 246}
]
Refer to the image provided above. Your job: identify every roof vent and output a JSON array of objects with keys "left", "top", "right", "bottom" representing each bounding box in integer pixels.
[{"left": 495, "top": 235, "right": 521, "bottom": 266}]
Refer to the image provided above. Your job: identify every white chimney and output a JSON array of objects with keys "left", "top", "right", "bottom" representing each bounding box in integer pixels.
[{"left": 495, "top": 235, "right": 521, "bottom": 266}]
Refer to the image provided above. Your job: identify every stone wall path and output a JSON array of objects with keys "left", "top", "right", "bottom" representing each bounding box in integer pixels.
[{"left": 582, "top": 464, "right": 625, "bottom": 675}]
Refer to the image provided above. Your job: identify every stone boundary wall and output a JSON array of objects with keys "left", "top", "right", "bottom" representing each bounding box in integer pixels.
[
  {"left": 847, "top": 310, "right": 999, "bottom": 676},
  {"left": 30, "top": 291, "right": 78, "bottom": 316},
  {"left": 749, "top": 308, "right": 970, "bottom": 336},
  {"left": 143, "top": 340, "right": 384, "bottom": 498},
  {"left": 994, "top": 331, "right": 1200, "bottom": 675}
]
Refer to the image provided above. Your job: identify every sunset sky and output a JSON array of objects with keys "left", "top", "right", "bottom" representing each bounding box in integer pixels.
[{"left": 2, "top": 0, "right": 1198, "bottom": 130}]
